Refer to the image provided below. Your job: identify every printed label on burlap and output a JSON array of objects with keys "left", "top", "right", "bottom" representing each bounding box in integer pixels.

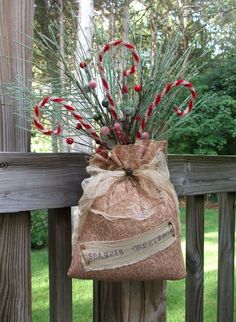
[{"left": 80, "top": 219, "right": 176, "bottom": 271}]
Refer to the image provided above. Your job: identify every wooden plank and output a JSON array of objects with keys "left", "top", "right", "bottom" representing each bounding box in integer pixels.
[
  {"left": 0, "top": 153, "right": 236, "bottom": 213},
  {"left": 0, "top": 212, "right": 31, "bottom": 322},
  {"left": 94, "top": 281, "right": 166, "bottom": 322},
  {"left": 168, "top": 155, "right": 236, "bottom": 195},
  {"left": 48, "top": 208, "right": 73, "bottom": 322},
  {"left": 0, "top": 153, "right": 86, "bottom": 212},
  {"left": 217, "top": 193, "right": 235, "bottom": 322},
  {"left": 185, "top": 195, "right": 204, "bottom": 322}
]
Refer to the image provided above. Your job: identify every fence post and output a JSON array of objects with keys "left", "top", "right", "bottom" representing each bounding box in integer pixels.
[
  {"left": 0, "top": 212, "right": 31, "bottom": 322},
  {"left": 0, "top": 1, "right": 34, "bottom": 321},
  {"left": 217, "top": 192, "right": 235, "bottom": 322},
  {"left": 48, "top": 208, "right": 73, "bottom": 322},
  {"left": 94, "top": 280, "right": 166, "bottom": 322},
  {"left": 185, "top": 195, "right": 204, "bottom": 322}
]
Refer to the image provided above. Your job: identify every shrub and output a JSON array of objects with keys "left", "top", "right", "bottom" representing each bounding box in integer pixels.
[{"left": 31, "top": 209, "right": 48, "bottom": 248}]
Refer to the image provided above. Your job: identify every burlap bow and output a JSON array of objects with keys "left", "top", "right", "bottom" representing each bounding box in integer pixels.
[{"left": 78, "top": 141, "right": 178, "bottom": 234}]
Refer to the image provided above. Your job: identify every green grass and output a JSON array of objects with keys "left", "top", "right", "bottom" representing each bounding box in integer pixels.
[
  {"left": 32, "top": 208, "right": 236, "bottom": 321},
  {"left": 31, "top": 250, "right": 93, "bottom": 322}
]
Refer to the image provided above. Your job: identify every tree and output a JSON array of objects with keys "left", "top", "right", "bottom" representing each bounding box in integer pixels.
[{"left": 168, "top": 53, "right": 236, "bottom": 155}]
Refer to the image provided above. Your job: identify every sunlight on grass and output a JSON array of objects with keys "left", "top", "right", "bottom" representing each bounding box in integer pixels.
[
  {"left": 31, "top": 248, "right": 93, "bottom": 322},
  {"left": 31, "top": 249, "right": 50, "bottom": 321},
  {"left": 32, "top": 207, "right": 236, "bottom": 322},
  {"left": 73, "top": 280, "right": 93, "bottom": 322}
]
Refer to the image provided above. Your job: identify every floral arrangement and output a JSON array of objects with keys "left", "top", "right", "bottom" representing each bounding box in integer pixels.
[
  {"left": 31, "top": 38, "right": 196, "bottom": 281},
  {"left": 33, "top": 39, "right": 197, "bottom": 152}
]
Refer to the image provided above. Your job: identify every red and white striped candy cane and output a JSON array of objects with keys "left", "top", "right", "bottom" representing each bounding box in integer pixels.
[
  {"left": 33, "top": 97, "right": 61, "bottom": 135},
  {"left": 136, "top": 79, "right": 197, "bottom": 138},
  {"left": 98, "top": 39, "right": 140, "bottom": 121},
  {"left": 33, "top": 96, "right": 104, "bottom": 145},
  {"left": 113, "top": 123, "right": 127, "bottom": 145}
]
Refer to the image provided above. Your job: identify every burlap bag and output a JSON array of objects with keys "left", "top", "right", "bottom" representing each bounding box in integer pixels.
[{"left": 68, "top": 140, "right": 186, "bottom": 281}]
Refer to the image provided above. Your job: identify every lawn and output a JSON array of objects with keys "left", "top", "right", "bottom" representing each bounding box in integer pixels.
[{"left": 31, "top": 208, "right": 236, "bottom": 322}]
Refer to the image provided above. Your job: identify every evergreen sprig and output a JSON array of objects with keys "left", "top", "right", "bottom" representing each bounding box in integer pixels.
[{"left": 1, "top": 9, "right": 205, "bottom": 152}]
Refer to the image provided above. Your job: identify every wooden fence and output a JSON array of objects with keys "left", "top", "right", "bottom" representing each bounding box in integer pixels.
[{"left": 0, "top": 153, "right": 235, "bottom": 322}]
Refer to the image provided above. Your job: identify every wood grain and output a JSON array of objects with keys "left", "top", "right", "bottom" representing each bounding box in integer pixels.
[
  {"left": 0, "top": 153, "right": 235, "bottom": 212},
  {"left": 0, "top": 0, "right": 33, "bottom": 152},
  {"left": 0, "top": 153, "right": 86, "bottom": 212},
  {"left": 0, "top": 1, "right": 34, "bottom": 322},
  {"left": 94, "top": 281, "right": 166, "bottom": 322},
  {"left": 0, "top": 212, "right": 31, "bottom": 322},
  {"left": 217, "top": 193, "right": 235, "bottom": 322},
  {"left": 48, "top": 208, "right": 72, "bottom": 322},
  {"left": 93, "top": 281, "right": 101, "bottom": 322},
  {"left": 168, "top": 155, "right": 236, "bottom": 195},
  {"left": 185, "top": 196, "right": 204, "bottom": 322}
]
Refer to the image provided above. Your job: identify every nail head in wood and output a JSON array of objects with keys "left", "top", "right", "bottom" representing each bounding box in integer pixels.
[{"left": 0, "top": 162, "right": 8, "bottom": 168}]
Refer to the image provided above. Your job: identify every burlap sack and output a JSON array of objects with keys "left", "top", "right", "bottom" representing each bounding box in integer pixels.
[{"left": 68, "top": 140, "right": 186, "bottom": 281}]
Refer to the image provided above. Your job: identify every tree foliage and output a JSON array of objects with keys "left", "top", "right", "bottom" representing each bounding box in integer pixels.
[{"left": 168, "top": 53, "right": 236, "bottom": 155}]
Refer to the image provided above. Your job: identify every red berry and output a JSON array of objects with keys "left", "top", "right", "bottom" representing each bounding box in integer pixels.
[
  {"left": 114, "top": 123, "right": 121, "bottom": 131},
  {"left": 76, "top": 123, "right": 82, "bottom": 130},
  {"left": 100, "top": 126, "right": 110, "bottom": 136},
  {"left": 79, "top": 61, "right": 87, "bottom": 69},
  {"left": 66, "top": 137, "right": 74, "bottom": 145},
  {"left": 103, "top": 43, "right": 110, "bottom": 52},
  {"left": 141, "top": 132, "right": 150, "bottom": 140},
  {"left": 88, "top": 80, "right": 97, "bottom": 89},
  {"left": 134, "top": 84, "right": 142, "bottom": 92},
  {"left": 135, "top": 114, "right": 141, "bottom": 121},
  {"left": 121, "top": 85, "right": 128, "bottom": 94}
]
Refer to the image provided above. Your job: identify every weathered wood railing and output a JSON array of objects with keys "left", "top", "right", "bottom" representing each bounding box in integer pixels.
[{"left": 0, "top": 153, "right": 235, "bottom": 322}]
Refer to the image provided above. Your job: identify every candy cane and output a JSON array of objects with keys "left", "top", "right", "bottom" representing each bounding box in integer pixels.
[
  {"left": 113, "top": 123, "right": 127, "bottom": 145},
  {"left": 97, "top": 39, "right": 140, "bottom": 121},
  {"left": 136, "top": 79, "right": 197, "bottom": 138},
  {"left": 33, "top": 96, "right": 104, "bottom": 145}
]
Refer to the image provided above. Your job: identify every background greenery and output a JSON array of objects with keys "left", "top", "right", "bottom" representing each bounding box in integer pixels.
[
  {"left": 31, "top": 210, "right": 48, "bottom": 248},
  {"left": 31, "top": 207, "right": 236, "bottom": 322}
]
